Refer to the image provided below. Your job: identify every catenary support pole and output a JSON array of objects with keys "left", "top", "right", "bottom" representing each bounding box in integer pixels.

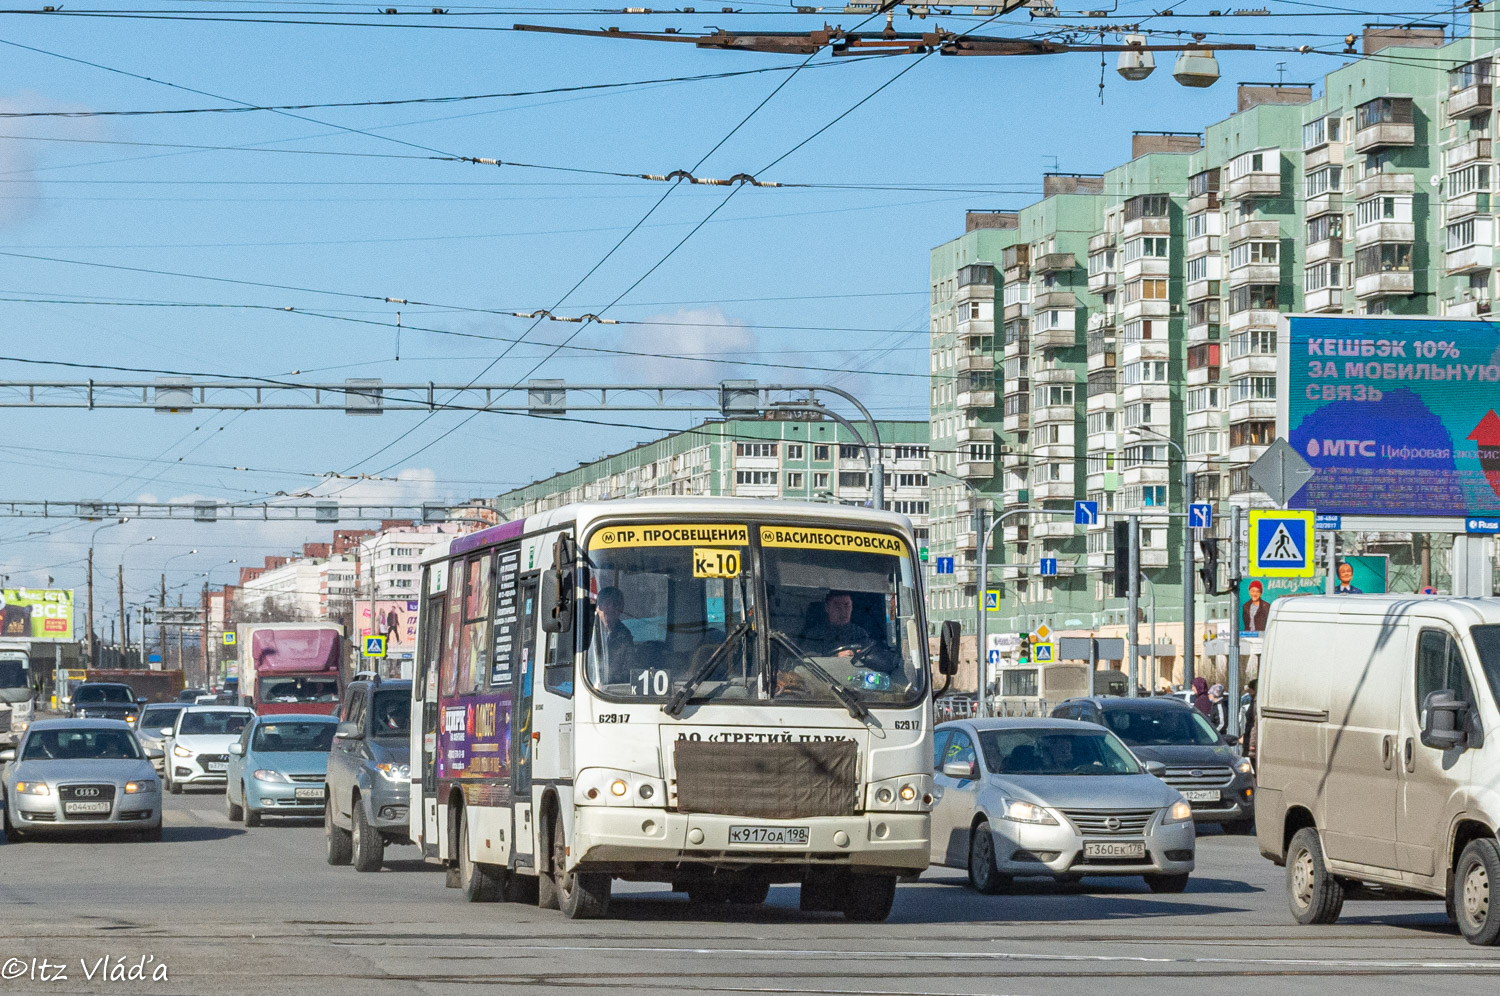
[
  {"left": 1227, "top": 504, "right": 1242, "bottom": 738},
  {"left": 1128, "top": 514, "right": 1140, "bottom": 698}
]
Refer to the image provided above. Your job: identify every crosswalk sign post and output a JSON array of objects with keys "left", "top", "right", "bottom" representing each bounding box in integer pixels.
[
  {"left": 362, "top": 635, "right": 388, "bottom": 658},
  {"left": 1248, "top": 509, "right": 1316, "bottom": 578}
]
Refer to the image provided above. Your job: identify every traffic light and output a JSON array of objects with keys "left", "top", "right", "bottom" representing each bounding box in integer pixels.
[
  {"left": 1198, "top": 538, "right": 1220, "bottom": 595},
  {"left": 1112, "top": 520, "right": 1130, "bottom": 598},
  {"left": 1017, "top": 632, "right": 1032, "bottom": 663}
]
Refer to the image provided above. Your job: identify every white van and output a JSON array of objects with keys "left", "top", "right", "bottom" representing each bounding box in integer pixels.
[{"left": 1255, "top": 595, "right": 1500, "bottom": 945}]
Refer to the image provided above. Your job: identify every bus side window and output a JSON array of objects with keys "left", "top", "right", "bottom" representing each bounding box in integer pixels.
[{"left": 543, "top": 629, "right": 572, "bottom": 697}]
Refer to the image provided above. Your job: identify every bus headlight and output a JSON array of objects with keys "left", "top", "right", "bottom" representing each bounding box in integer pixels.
[
  {"left": 577, "top": 768, "right": 667, "bottom": 808},
  {"left": 866, "top": 774, "right": 932, "bottom": 813}
]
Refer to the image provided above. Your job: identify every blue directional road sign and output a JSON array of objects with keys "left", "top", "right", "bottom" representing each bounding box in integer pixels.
[
  {"left": 935, "top": 556, "right": 954, "bottom": 574},
  {"left": 1248, "top": 510, "right": 1316, "bottom": 578},
  {"left": 1039, "top": 557, "right": 1058, "bottom": 577},
  {"left": 1467, "top": 516, "right": 1500, "bottom": 534},
  {"left": 1074, "top": 500, "right": 1099, "bottom": 526},
  {"left": 987, "top": 649, "right": 1002, "bottom": 665},
  {"left": 1188, "top": 503, "right": 1214, "bottom": 530}
]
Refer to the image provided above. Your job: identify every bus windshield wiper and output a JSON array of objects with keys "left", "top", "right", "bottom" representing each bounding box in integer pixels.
[
  {"left": 662, "top": 617, "right": 753, "bottom": 718},
  {"left": 768, "top": 630, "right": 870, "bottom": 721}
]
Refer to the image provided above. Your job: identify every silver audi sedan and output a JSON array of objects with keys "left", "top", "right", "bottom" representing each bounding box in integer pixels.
[
  {"left": 930, "top": 717, "right": 1195, "bottom": 893},
  {"left": 1, "top": 719, "right": 163, "bottom": 842}
]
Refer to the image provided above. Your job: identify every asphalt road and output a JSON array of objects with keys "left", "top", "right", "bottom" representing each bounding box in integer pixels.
[{"left": 1, "top": 790, "right": 1497, "bottom": 996}]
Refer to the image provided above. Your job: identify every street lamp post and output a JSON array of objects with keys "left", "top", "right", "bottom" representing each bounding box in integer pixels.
[
  {"left": 1129, "top": 426, "right": 1195, "bottom": 690},
  {"left": 200, "top": 560, "right": 237, "bottom": 687},
  {"left": 86, "top": 517, "right": 129, "bottom": 666},
  {"left": 118, "top": 536, "right": 156, "bottom": 664},
  {"left": 160, "top": 549, "right": 198, "bottom": 671},
  {"left": 929, "top": 470, "right": 990, "bottom": 713}
]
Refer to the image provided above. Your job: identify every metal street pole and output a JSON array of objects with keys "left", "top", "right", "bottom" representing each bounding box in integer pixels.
[
  {"left": 976, "top": 505, "right": 988, "bottom": 718},
  {"left": 978, "top": 507, "right": 1076, "bottom": 715},
  {"left": 160, "top": 548, "right": 197, "bottom": 673},
  {"left": 86, "top": 517, "right": 129, "bottom": 666},
  {"left": 1128, "top": 514, "right": 1141, "bottom": 698},
  {"left": 1227, "top": 505, "right": 1243, "bottom": 738},
  {"left": 1131, "top": 425, "right": 1195, "bottom": 689},
  {"left": 116, "top": 564, "right": 125, "bottom": 666}
]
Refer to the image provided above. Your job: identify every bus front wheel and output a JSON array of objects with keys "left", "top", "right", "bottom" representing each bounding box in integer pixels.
[{"left": 843, "top": 873, "right": 898, "bottom": 923}]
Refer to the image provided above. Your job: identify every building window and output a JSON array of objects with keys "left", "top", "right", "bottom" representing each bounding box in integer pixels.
[
  {"left": 1354, "top": 242, "right": 1413, "bottom": 275},
  {"left": 896, "top": 473, "right": 929, "bottom": 488},
  {"left": 1186, "top": 342, "right": 1220, "bottom": 371},
  {"left": 1447, "top": 217, "right": 1483, "bottom": 251},
  {"left": 1354, "top": 195, "right": 1403, "bottom": 228},
  {"left": 1227, "top": 284, "right": 1278, "bottom": 313},
  {"left": 1303, "top": 166, "right": 1341, "bottom": 198},
  {"left": 1188, "top": 299, "right": 1220, "bottom": 327},
  {"left": 1229, "top": 375, "right": 1277, "bottom": 402},
  {"left": 735, "top": 442, "right": 778, "bottom": 457},
  {"left": 1304, "top": 261, "right": 1346, "bottom": 292},
  {"left": 785, "top": 443, "right": 804, "bottom": 460},
  {"left": 1306, "top": 212, "right": 1342, "bottom": 244},
  {"left": 1230, "top": 420, "right": 1275, "bottom": 447},
  {"left": 812, "top": 444, "right": 830, "bottom": 461},
  {"left": 1122, "top": 360, "right": 1169, "bottom": 385},
  {"left": 1229, "top": 240, "right": 1279, "bottom": 269},
  {"left": 1302, "top": 114, "right": 1341, "bottom": 149},
  {"left": 1123, "top": 445, "right": 1166, "bottom": 469},
  {"left": 1032, "top": 383, "right": 1074, "bottom": 408},
  {"left": 1229, "top": 329, "right": 1276, "bottom": 357},
  {"left": 1449, "top": 163, "right": 1491, "bottom": 197},
  {"left": 891, "top": 500, "right": 928, "bottom": 515},
  {"left": 893, "top": 444, "right": 928, "bottom": 459},
  {"left": 1356, "top": 96, "right": 1412, "bottom": 130},
  {"left": 734, "top": 470, "right": 778, "bottom": 486},
  {"left": 812, "top": 472, "right": 830, "bottom": 489},
  {"left": 1123, "top": 194, "right": 1169, "bottom": 220},
  {"left": 785, "top": 472, "right": 804, "bottom": 489},
  {"left": 837, "top": 471, "right": 868, "bottom": 488}
]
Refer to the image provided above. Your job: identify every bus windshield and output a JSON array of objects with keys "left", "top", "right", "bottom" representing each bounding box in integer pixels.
[{"left": 584, "top": 521, "right": 925, "bottom": 708}]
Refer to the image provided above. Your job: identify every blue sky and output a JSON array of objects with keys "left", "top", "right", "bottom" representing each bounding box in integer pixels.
[{"left": 0, "top": 0, "right": 1457, "bottom": 606}]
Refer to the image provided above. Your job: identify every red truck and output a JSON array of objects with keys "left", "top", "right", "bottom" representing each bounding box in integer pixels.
[{"left": 237, "top": 622, "right": 343, "bottom": 716}]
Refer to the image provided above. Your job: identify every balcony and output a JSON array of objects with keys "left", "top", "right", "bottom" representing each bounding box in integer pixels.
[
  {"left": 1089, "top": 232, "right": 1115, "bottom": 254},
  {"left": 1227, "top": 308, "right": 1282, "bottom": 333},
  {"left": 1304, "top": 287, "right": 1343, "bottom": 313},
  {"left": 1033, "top": 252, "right": 1076, "bottom": 275},
  {"left": 956, "top": 353, "right": 995, "bottom": 374},
  {"left": 1305, "top": 238, "right": 1343, "bottom": 264},
  {"left": 1226, "top": 172, "right": 1281, "bottom": 200},
  {"left": 1032, "top": 479, "right": 1076, "bottom": 502},
  {"left": 1305, "top": 190, "right": 1342, "bottom": 218},
  {"left": 1229, "top": 398, "right": 1277, "bottom": 425},
  {"left": 1002, "top": 244, "right": 1030, "bottom": 282},
  {"left": 954, "top": 529, "right": 977, "bottom": 552},
  {"left": 1228, "top": 263, "right": 1281, "bottom": 287},
  {"left": 1448, "top": 294, "right": 1493, "bottom": 317},
  {"left": 957, "top": 459, "right": 994, "bottom": 480},
  {"left": 1186, "top": 191, "right": 1220, "bottom": 215},
  {"left": 1354, "top": 121, "right": 1415, "bottom": 153},
  {"left": 955, "top": 423, "right": 993, "bottom": 446},
  {"left": 1447, "top": 191, "right": 1492, "bottom": 220},
  {"left": 1087, "top": 270, "right": 1114, "bottom": 294},
  {"left": 1122, "top": 256, "right": 1170, "bottom": 283},
  {"left": 1446, "top": 244, "right": 1494, "bottom": 275},
  {"left": 1122, "top": 215, "right": 1170, "bottom": 240},
  {"left": 1032, "top": 404, "right": 1075, "bottom": 428},
  {"left": 1086, "top": 348, "right": 1116, "bottom": 374},
  {"left": 1302, "top": 143, "right": 1338, "bottom": 172},
  {"left": 1354, "top": 221, "right": 1415, "bottom": 245},
  {"left": 1186, "top": 277, "right": 1220, "bottom": 304},
  {"left": 1033, "top": 290, "right": 1077, "bottom": 311},
  {"left": 954, "top": 566, "right": 976, "bottom": 586},
  {"left": 1355, "top": 270, "right": 1415, "bottom": 298},
  {"left": 1002, "top": 409, "right": 1029, "bottom": 433},
  {"left": 1447, "top": 136, "right": 1492, "bottom": 169},
  {"left": 1227, "top": 219, "right": 1280, "bottom": 245},
  {"left": 956, "top": 389, "right": 997, "bottom": 410},
  {"left": 1449, "top": 83, "right": 1491, "bottom": 120},
  {"left": 1003, "top": 301, "right": 1031, "bottom": 323},
  {"left": 1225, "top": 352, "right": 1277, "bottom": 379},
  {"left": 1353, "top": 171, "right": 1415, "bottom": 199},
  {"left": 1185, "top": 234, "right": 1219, "bottom": 259}
]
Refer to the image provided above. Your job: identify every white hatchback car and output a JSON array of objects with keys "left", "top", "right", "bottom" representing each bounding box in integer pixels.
[
  {"left": 930, "top": 717, "right": 1196, "bottom": 893},
  {"left": 162, "top": 706, "right": 253, "bottom": 794}
]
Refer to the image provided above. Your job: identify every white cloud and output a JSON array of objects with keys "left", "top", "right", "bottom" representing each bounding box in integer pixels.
[
  {"left": 0, "top": 92, "right": 99, "bottom": 228},
  {"left": 601, "top": 307, "right": 762, "bottom": 383}
]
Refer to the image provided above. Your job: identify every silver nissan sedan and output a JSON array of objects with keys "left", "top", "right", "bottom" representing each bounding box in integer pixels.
[
  {"left": 929, "top": 717, "right": 1195, "bottom": 893},
  {"left": 1, "top": 719, "right": 163, "bottom": 842}
]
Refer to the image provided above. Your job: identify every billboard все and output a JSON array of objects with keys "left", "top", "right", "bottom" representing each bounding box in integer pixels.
[
  {"left": 1281, "top": 315, "right": 1500, "bottom": 516},
  {"left": 0, "top": 589, "right": 74, "bottom": 641},
  {"left": 355, "top": 600, "right": 418, "bottom": 653}
]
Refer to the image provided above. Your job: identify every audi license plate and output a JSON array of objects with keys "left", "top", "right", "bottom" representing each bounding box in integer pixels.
[
  {"left": 206, "top": 762, "right": 227, "bottom": 772},
  {"left": 729, "top": 825, "right": 809, "bottom": 846},
  {"left": 1083, "top": 840, "right": 1146, "bottom": 859},
  {"left": 1181, "top": 789, "right": 1220, "bottom": 802},
  {"left": 63, "top": 801, "right": 111, "bottom": 815},
  {"left": 295, "top": 787, "right": 325, "bottom": 801}
]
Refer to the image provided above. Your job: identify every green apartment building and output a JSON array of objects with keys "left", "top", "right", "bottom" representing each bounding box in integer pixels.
[
  {"left": 492, "top": 416, "right": 932, "bottom": 536},
  {"left": 930, "top": 17, "right": 1496, "bottom": 690}
]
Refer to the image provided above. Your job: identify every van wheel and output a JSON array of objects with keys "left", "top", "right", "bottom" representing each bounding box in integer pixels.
[
  {"left": 967, "top": 821, "right": 1012, "bottom": 894},
  {"left": 225, "top": 786, "right": 243, "bottom": 823},
  {"left": 352, "top": 801, "right": 385, "bottom": 873},
  {"left": 843, "top": 873, "right": 897, "bottom": 922},
  {"left": 1286, "top": 827, "right": 1344, "bottom": 925},
  {"left": 1454, "top": 838, "right": 1500, "bottom": 946},
  {"left": 459, "top": 819, "right": 505, "bottom": 902},
  {"left": 325, "top": 804, "right": 352, "bottom": 866}
]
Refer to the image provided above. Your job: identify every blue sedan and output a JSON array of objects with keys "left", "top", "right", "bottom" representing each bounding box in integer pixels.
[{"left": 224, "top": 714, "right": 338, "bottom": 827}]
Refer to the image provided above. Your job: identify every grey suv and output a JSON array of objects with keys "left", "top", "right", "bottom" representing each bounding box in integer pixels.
[
  {"left": 324, "top": 677, "right": 412, "bottom": 872},
  {"left": 1052, "top": 696, "right": 1255, "bottom": 833}
]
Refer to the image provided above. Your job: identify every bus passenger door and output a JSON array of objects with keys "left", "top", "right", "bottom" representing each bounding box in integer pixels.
[
  {"left": 417, "top": 573, "right": 446, "bottom": 856},
  {"left": 511, "top": 577, "right": 540, "bottom": 864}
]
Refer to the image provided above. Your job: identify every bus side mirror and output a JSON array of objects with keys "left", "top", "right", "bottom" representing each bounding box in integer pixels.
[
  {"left": 938, "top": 620, "right": 961, "bottom": 676},
  {"left": 541, "top": 534, "right": 576, "bottom": 635}
]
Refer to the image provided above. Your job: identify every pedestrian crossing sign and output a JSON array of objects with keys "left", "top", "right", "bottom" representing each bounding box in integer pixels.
[
  {"left": 362, "top": 635, "right": 387, "bottom": 658},
  {"left": 1033, "top": 642, "right": 1056, "bottom": 663},
  {"left": 1248, "top": 509, "right": 1316, "bottom": 578}
]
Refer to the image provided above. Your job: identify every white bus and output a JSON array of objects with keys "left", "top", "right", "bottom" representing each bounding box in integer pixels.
[{"left": 408, "top": 498, "right": 955, "bottom": 920}]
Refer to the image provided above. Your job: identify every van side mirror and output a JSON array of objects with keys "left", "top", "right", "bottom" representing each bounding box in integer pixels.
[
  {"left": 1421, "top": 689, "right": 1471, "bottom": 751},
  {"left": 937, "top": 620, "right": 961, "bottom": 677},
  {"left": 541, "top": 534, "right": 576, "bottom": 635}
]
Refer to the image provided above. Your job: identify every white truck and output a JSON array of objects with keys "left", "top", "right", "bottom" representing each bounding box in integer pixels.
[{"left": 0, "top": 641, "right": 35, "bottom": 749}]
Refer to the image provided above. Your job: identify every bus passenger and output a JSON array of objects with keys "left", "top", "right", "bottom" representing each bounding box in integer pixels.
[{"left": 595, "top": 586, "right": 636, "bottom": 680}]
